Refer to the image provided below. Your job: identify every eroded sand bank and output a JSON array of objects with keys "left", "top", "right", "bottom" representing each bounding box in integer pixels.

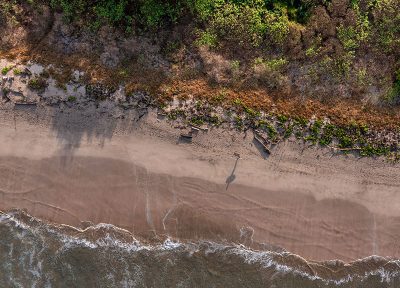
[{"left": 1, "top": 108, "right": 400, "bottom": 262}]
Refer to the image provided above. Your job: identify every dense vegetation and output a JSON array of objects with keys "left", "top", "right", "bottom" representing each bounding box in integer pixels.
[
  {"left": 1, "top": 0, "right": 399, "bottom": 104},
  {"left": 46, "top": 0, "right": 314, "bottom": 29}
]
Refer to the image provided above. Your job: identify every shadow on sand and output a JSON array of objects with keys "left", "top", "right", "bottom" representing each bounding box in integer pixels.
[
  {"left": 52, "top": 108, "right": 118, "bottom": 165},
  {"left": 226, "top": 156, "right": 240, "bottom": 190}
]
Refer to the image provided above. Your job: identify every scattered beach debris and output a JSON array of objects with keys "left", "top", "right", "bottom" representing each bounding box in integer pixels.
[
  {"left": 2, "top": 76, "right": 14, "bottom": 83},
  {"left": 190, "top": 126, "right": 200, "bottom": 132},
  {"left": 190, "top": 126, "right": 201, "bottom": 137},
  {"left": 190, "top": 124, "right": 208, "bottom": 132}
]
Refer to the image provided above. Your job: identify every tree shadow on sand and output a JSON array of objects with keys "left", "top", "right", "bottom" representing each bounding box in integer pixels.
[{"left": 50, "top": 104, "right": 141, "bottom": 166}]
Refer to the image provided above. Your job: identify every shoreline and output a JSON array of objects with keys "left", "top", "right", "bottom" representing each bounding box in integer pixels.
[
  {"left": 4, "top": 210, "right": 400, "bottom": 287},
  {"left": 1, "top": 106, "right": 400, "bottom": 263}
]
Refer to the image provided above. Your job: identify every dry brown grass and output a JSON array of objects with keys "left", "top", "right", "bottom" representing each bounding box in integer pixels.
[{"left": 2, "top": 46, "right": 400, "bottom": 130}]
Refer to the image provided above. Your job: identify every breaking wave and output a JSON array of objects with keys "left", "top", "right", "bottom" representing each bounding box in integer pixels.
[{"left": 1, "top": 209, "right": 400, "bottom": 287}]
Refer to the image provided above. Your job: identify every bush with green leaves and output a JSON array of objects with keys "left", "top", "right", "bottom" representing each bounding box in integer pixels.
[
  {"left": 369, "top": 0, "right": 400, "bottom": 52},
  {"left": 50, "top": 0, "right": 88, "bottom": 22},
  {"left": 209, "top": 2, "right": 265, "bottom": 46},
  {"left": 140, "top": 0, "right": 183, "bottom": 28},
  {"left": 184, "top": 0, "right": 224, "bottom": 21},
  {"left": 195, "top": 30, "right": 218, "bottom": 47},
  {"left": 387, "top": 69, "right": 400, "bottom": 104},
  {"left": 94, "top": 0, "right": 131, "bottom": 27},
  {"left": 43, "top": 0, "right": 311, "bottom": 47}
]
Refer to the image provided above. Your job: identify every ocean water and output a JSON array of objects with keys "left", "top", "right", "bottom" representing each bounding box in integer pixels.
[{"left": 1, "top": 210, "right": 400, "bottom": 288}]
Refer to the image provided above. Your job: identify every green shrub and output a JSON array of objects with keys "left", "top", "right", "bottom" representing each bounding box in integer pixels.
[
  {"left": 185, "top": 0, "right": 224, "bottom": 21},
  {"left": 387, "top": 69, "right": 400, "bottom": 103},
  {"left": 264, "top": 0, "right": 314, "bottom": 24},
  {"left": 210, "top": 3, "right": 266, "bottom": 46},
  {"left": 305, "top": 46, "right": 317, "bottom": 57},
  {"left": 28, "top": 77, "right": 47, "bottom": 90},
  {"left": 337, "top": 25, "right": 359, "bottom": 51},
  {"left": 266, "top": 123, "right": 278, "bottom": 140},
  {"left": 195, "top": 30, "right": 218, "bottom": 47},
  {"left": 50, "top": 0, "right": 88, "bottom": 22},
  {"left": 336, "top": 0, "right": 371, "bottom": 52},
  {"left": 42, "top": 0, "right": 312, "bottom": 46},
  {"left": 231, "top": 60, "right": 240, "bottom": 70},
  {"left": 67, "top": 95, "right": 77, "bottom": 102},
  {"left": 1, "top": 66, "right": 12, "bottom": 75},
  {"left": 264, "top": 10, "right": 290, "bottom": 45},
  {"left": 140, "top": 0, "right": 183, "bottom": 28},
  {"left": 94, "top": 0, "right": 132, "bottom": 28},
  {"left": 369, "top": 0, "right": 400, "bottom": 52},
  {"left": 254, "top": 57, "right": 287, "bottom": 69},
  {"left": 13, "top": 68, "right": 22, "bottom": 75},
  {"left": 0, "top": 0, "right": 17, "bottom": 16},
  {"left": 277, "top": 114, "right": 288, "bottom": 123},
  {"left": 265, "top": 57, "right": 288, "bottom": 70},
  {"left": 190, "top": 115, "right": 205, "bottom": 125}
]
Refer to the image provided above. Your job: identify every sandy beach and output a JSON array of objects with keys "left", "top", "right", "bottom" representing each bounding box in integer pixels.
[{"left": 1, "top": 107, "right": 400, "bottom": 262}]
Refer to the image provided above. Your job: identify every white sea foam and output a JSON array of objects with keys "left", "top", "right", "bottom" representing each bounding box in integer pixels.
[{"left": 2, "top": 209, "right": 400, "bottom": 286}]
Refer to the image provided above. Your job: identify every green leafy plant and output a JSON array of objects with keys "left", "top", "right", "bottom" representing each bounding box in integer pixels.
[
  {"left": 13, "top": 68, "right": 22, "bottom": 75},
  {"left": 67, "top": 95, "right": 77, "bottom": 102},
  {"left": 140, "top": 0, "right": 182, "bottom": 28},
  {"left": 195, "top": 30, "right": 218, "bottom": 47},
  {"left": 1, "top": 66, "right": 12, "bottom": 75},
  {"left": 28, "top": 77, "right": 47, "bottom": 90}
]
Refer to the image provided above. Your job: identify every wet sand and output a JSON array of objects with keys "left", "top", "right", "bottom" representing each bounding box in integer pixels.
[{"left": 1, "top": 108, "right": 400, "bottom": 262}]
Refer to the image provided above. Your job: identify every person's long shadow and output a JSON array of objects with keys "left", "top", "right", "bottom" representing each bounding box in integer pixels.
[{"left": 226, "top": 156, "right": 240, "bottom": 190}]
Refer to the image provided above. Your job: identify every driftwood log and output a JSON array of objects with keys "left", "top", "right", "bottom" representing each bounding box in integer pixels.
[{"left": 254, "top": 132, "right": 271, "bottom": 155}]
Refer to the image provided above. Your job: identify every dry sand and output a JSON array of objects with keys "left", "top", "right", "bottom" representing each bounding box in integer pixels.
[{"left": 1, "top": 107, "right": 400, "bottom": 262}]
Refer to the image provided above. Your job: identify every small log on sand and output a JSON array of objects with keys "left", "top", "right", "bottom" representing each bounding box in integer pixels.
[
  {"left": 254, "top": 133, "right": 271, "bottom": 155},
  {"left": 180, "top": 133, "right": 193, "bottom": 139},
  {"left": 14, "top": 102, "right": 37, "bottom": 108}
]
